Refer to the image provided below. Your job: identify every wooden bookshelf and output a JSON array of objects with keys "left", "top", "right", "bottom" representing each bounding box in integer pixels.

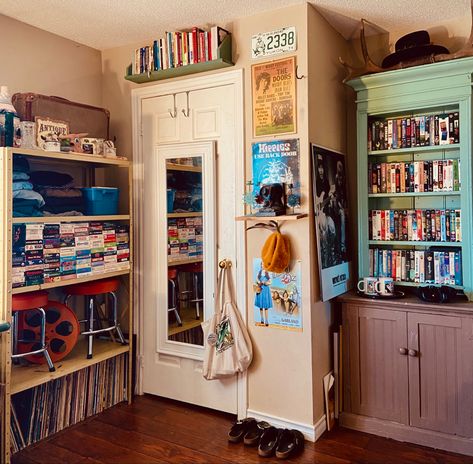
[
  {"left": 13, "top": 215, "right": 130, "bottom": 224},
  {"left": 10, "top": 147, "right": 130, "bottom": 167},
  {"left": 368, "top": 240, "right": 462, "bottom": 247},
  {"left": 168, "top": 212, "right": 202, "bottom": 218},
  {"left": 11, "top": 339, "right": 128, "bottom": 395},
  {"left": 168, "top": 258, "right": 203, "bottom": 266},
  {"left": 12, "top": 269, "right": 130, "bottom": 295},
  {"left": 166, "top": 162, "right": 202, "bottom": 173},
  {"left": 368, "top": 143, "right": 460, "bottom": 156}
]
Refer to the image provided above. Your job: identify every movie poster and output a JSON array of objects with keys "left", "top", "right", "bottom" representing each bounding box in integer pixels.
[
  {"left": 252, "top": 258, "right": 302, "bottom": 331},
  {"left": 252, "top": 139, "right": 300, "bottom": 211},
  {"left": 252, "top": 56, "right": 296, "bottom": 137},
  {"left": 312, "top": 145, "right": 352, "bottom": 301}
]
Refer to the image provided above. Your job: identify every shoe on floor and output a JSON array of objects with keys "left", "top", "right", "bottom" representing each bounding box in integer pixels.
[
  {"left": 243, "top": 421, "right": 271, "bottom": 446},
  {"left": 258, "top": 426, "right": 282, "bottom": 457},
  {"left": 275, "top": 429, "right": 305, "bottom": 459},
  {"left": 228, "top": 417, "right": 257, "bottom": 443}
]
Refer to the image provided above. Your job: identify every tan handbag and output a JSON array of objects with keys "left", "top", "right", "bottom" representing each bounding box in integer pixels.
[
  {"left": 253, "top": 283, "right": 262, "bottom": 294},
  {"left": 202, "top": 266, "right": 253, "bottom": 380}
]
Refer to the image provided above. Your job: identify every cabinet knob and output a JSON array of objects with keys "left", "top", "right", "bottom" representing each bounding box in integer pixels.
[
  {"left": 408, "top": 349, "right": 418, "bottom": 357},
  {"left": 399, "top": 347, "right": 408, "bottom": 355}
]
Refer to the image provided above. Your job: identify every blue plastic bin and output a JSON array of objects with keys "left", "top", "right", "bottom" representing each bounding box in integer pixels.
[
  {"left": 167, "top": 189, "right": 175, "bottom": 212},
  {"left": 81, "top": 187, "right": 119, "bottom": 215}
]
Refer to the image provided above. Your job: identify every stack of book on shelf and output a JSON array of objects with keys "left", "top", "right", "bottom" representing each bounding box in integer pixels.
[
  {"left": 369, "top": 248, "right": 462, "bottom": 285},
  {"left": 12, "top": 222, "right": 130, "bottom": 289},
  {"left": 368, "top": 159, "right": 461, "bottom": 194},
  {"left": 10, "top": 354, "right": 127, "bottom": 453},
  {"left": 369, "top": 111, "right": 460, "bottom": 151},
  {"left": 133, "top": 26, "right": 230, "bottom": 74},
  {"left": 369, "top": 209, "right": 462, "bottom": 242},
  {"left": 168, "top": 217, "right": 203, "bottom": 263}
]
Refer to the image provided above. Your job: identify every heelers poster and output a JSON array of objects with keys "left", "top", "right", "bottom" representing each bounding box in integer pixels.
[
  {"left": 251, "top": 56, "right": 297, "bottom": 137},
  {"left": 252, "top": 258, "right": 302, "bottom": 331}
]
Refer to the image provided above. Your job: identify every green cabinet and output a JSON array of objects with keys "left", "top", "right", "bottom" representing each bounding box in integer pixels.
[{"left": 348, "top": 58, "right": 473, "bottom": 300}]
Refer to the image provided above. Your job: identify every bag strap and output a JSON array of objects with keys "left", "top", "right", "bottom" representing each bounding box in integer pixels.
[{"left": 215, "top": 265, "right": 236, "bottom": 319}]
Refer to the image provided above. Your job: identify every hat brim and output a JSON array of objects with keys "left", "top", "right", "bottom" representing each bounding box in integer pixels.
[{"left": 382, "top": 44, "right": 449, "bottom": 68}]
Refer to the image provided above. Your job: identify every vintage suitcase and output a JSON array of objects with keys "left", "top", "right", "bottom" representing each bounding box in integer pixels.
[{"left": 12, "top": 93, "right": 110, "bottom": 139}]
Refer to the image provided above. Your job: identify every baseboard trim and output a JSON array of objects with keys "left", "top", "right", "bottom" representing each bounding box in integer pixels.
[
  {"left": 340, "top": 412, "right": 473, "bottom": 456},
  {"left": 246, "top": 409, "right": 327, "bottom": 442}
]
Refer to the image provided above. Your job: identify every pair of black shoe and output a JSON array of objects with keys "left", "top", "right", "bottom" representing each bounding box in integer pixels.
[{"left": 228, "top": 418, "right": 304, "bottom": 459}]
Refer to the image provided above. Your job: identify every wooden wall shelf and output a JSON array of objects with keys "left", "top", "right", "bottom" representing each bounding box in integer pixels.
[
  {"left": 235, "top": 213, "right": 308, "bottom": 222},
  {"left": 13, "top": 215, "right": 130, "bottom": 224}
]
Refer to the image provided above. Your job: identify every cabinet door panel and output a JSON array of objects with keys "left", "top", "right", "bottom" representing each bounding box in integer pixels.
[
  {"left": 348, "top": 305, "right": 409, "bottom": 424},
  {"left": 408, "top": 313, "right": 473, "bottom": 436}
]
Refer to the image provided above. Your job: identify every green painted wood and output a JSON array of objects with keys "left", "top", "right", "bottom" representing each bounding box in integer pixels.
[
  {"left": 368, "top": 144, "right": 460, "bottom": 156},
  {"left": 368, "top": 241, "right": 461, "bottom": 247},
  {"left": 349, "top": 58, "right": 473, "bottom": 299},
  {"left": 124, "top": 34, "right": 234, "bottom": 84}
]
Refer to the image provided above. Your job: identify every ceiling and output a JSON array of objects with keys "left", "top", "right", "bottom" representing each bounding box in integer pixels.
[{"left": 0, "top": 0, "right": 471, "bottom": 50}]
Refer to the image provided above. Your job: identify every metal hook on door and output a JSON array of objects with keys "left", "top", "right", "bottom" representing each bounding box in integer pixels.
[
  {"left": 168, "top": 93, "right": 177, "bottom": 118},
  {"left": 181, "top": 91, "right": 190, "bottom": 118},
  {"left": 295, "top": 65, "right": 306, "bottom": 80}
]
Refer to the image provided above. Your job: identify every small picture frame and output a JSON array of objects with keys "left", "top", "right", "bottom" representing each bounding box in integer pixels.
[{"left": 35, "top": 117, "right": 69, "bottom": 149}]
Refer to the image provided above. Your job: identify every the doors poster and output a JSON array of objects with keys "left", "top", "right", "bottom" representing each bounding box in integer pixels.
[
  {"left": 253, "top": 258, "right": 302, "bottom": 331},
  {"left": 252, "top": 139, "right": 300, "bottom": 210},
  {"left": 251, "top": 56, "right": 296, "bottom": 137},
  {"left": 312, "top": 145, "right": 352, "bottom": 301}
]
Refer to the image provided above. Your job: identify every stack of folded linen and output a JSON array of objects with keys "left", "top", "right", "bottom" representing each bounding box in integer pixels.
[
  {"left": 30, "top": 171, "right": 85, "bottom": 216},
  {"left": 13, "top": 156, "right": 45, "bottom": 217}
]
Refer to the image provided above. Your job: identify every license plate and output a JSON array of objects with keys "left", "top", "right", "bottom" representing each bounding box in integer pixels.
[{"left": 251, "top": 27, "right": 297, "bottom": 59}]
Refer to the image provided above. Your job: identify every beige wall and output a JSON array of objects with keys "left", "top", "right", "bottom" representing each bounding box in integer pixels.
[
  {"left": 0, "top": 14, "right": 102, "bottom": 107},
  {"left": 101, "top": 2, "right": 349, "bottom": 431}
]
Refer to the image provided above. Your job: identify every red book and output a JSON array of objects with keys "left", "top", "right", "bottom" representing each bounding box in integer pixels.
[
  {"left": 192, "top": 27, "right": 201, "bottom": 63},
  {"left": 416, "top": 210, "right": 423, "bottom": 240},
  {"left": 199, "top": 31, "right": 206, "bottom": 62},
  {"left": 207, "top": 30, "right": 212, "bottom": 60},
  {"left": 381, "top": 210, "right": 386, "bottom": 241}
]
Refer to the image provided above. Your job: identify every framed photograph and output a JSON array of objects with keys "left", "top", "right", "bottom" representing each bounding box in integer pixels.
[
  {"left": 251, "top": 56, "right": 296, "bottom": 137},
  {"left": 311, "top": 145, "right": 352, "bottom": 301},
  {"left": 35, "top": 116, "right": 69, "bottom": 148}
]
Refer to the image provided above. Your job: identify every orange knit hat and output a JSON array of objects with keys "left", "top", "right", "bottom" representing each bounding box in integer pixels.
[{"left": 261, "top": 231, "right": 291, "bottom": 273}]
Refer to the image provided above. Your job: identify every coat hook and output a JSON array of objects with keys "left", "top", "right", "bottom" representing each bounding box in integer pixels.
[
  {"left": 181, "top": 91, "right": 190, "bottom": 118},
  {"left": 168, "top": 93, "right": 177, "bottom": 118},
  {"left": 295, "top": 65, "right": 305, "bottom": 79}
]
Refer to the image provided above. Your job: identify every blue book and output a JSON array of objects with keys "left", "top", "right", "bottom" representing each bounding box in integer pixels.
[
  {"left": 167, "top": 32, "right": 174, "bottom": 68},
  {"left": 390, "top": 210, "right": 395, "bottom": 240},
  {"left": 409, "top": 163, "right": 415, "bottom": 192},
  {"left": 440, "top": 211, "right": 446, "bottom": 242},
  {"left": 153, "top": 40, "right": 160, "bottom": 71},
  {"left": 455, "top": 252, "right": 462, "bottom": 285}
]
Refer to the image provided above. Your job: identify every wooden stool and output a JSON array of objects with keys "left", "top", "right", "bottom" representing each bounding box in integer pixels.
[
  {"left": 64, "top": 278, "right": 126, "bottom": 359},
  {"left": 168, "top": 268, "right": 182, "bottom": 326},
  {"left": 12, "top": 291, "right": 55, "bottom": 372}
]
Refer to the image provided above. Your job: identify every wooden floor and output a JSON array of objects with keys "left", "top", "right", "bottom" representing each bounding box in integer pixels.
[{"left": 12, "top": 395, "right": 472, "bottom": 463}]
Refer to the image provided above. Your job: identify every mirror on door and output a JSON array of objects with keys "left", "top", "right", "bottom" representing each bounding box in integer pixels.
[{"left": 166, "top": 156, "right": 204, "bottom": 346}]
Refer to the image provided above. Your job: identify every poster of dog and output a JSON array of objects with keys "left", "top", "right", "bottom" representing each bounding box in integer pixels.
[{"left": 252, "top": 258, "right": 302, "bottom": 330}]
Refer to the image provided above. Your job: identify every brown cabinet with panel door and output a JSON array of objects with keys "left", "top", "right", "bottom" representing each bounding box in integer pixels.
[{"left": 340, "top": 294, "right": 473, "bottom": 456}]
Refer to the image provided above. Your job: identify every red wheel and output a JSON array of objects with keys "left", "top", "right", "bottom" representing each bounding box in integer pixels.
[{"left": 17, "top": 300, "right": 80, "bottom": 364}]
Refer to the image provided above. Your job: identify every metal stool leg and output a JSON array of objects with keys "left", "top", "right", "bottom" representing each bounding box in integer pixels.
[
  {"left": 87, "top": 296, "right": 94, "bottom": 359},
  {"left": 193, "top": 273, "right": 200, "bottom": 320},
  {"left": 38, "top": 307, "right": 55, "bottom": 372},
  {"left": 110, "top": 291, "right": 126, "bottom": 345},
  {"left": 169, "top": 279, "right": 182, "bottom": 326}
]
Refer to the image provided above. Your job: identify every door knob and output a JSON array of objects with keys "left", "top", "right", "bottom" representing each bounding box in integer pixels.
[
  {"left": 408, "top": 349, "right": 418, "bottom": 357},
  {"left": 399, "top": 347, "right": 408, "bottom": 355}
]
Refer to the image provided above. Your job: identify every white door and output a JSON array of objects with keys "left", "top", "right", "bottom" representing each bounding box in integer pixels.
[{"left": 139, "top": 73, "right": 245, "bottom": 414}]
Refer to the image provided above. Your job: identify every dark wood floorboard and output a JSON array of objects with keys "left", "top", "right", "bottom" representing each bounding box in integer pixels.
[{"left": 11, "top": 395, "right": 473, "bottom": 464}]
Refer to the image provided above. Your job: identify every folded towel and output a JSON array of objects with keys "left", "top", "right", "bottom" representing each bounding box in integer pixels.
[
  {"left": 13, "top": 156, "right": 30, "bottom": 174},
  {"left": 13, "top": 190, "right": 45, "bottom": 208},
  {"left": 30, "top": 171, "right": 73, "bottom": 187},
  {"left": 13, "top": 172, "right": 30, "bottom": 181},
  {"left": 13, "top": 198, "right": 43, "bottom": 218},
  {"left": 39, "top": 187, "right": 82, "bottom": 198},
  {"left": 13, "top": 181, "right": 34, "bottom": 192}
]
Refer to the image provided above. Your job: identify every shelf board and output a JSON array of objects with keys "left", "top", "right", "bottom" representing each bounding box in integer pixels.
[
  {"left": 393, "top": 281, "right": 464, "bottom": 290},
  {"left": 166, "top": 163, "right": 202, "bottom": 173},
  {"left": 11, "top": 339, "right": 129, "bottom": 395},
  {"left": 369, "top": 191, "right": 460, "bottom": 198},
  {"left": 13, "top": 215, "right": 130, "bottom": 224},
  {"left": 168, "top": 257, "right": 203, "bottom": 266},
  {"left": 125, "top": 58, "right": 234, "bottom": 84},
  {"left": 8, "top": 147, "right": 130, "bottom": 167},
  {"left": 235, "top": 213, "right": 308, "bottom": 222},
  {"left": 12, "top": 269, "right": 130, "bottom": 294},
  {"left": 368, "top": 144, "right": 461, "bottom": 156},
  {"left": 369, "top": 240, "right": 462, "bottom": 247},
  {"left": 168, "top": 212, "right": 202, "bottom": 218}
]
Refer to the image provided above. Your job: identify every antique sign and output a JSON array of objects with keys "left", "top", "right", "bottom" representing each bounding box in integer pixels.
[
  {"left": 251, "top": 26, "right": 297, "bottom": 59},
  {"left": 35, "top": 117, "right": 69, "bottom": 148},
  {"left": 252, "top": 56, "right": 297, "bottom": 137}
]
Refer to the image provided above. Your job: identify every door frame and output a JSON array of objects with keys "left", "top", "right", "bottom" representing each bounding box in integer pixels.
[{"left": 131, "top": 69, "right": 248, "bottom": 418}]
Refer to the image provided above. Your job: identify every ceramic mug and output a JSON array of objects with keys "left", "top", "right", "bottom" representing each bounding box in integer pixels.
[
  {"left": 357, "top": 277, "right": 378, "bottom": 295},
  {"left": 376, "top": 277, "right": 395, "bottom": 295}
]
